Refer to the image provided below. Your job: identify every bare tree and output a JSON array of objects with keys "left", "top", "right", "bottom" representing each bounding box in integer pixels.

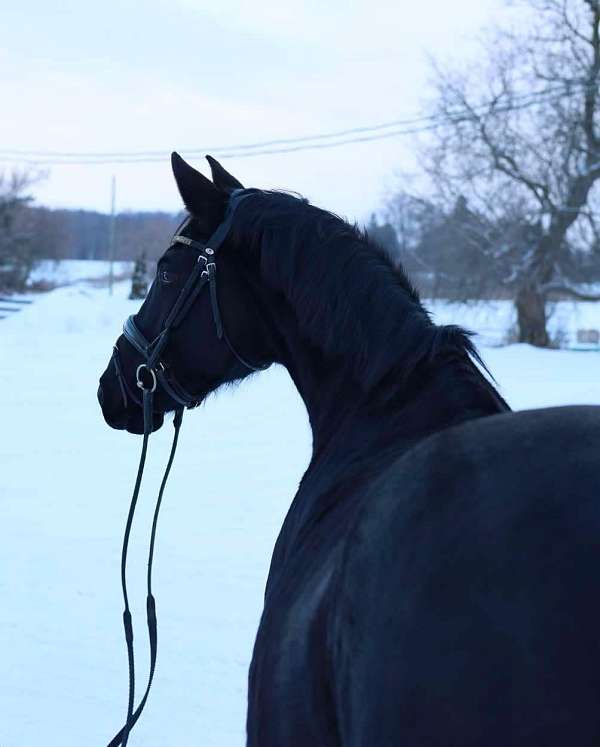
[
  {"left": 0, "top": 169, "right": 44, "bottom": 291},
  {"left": 385, "top": 193, "right": 440, "bottom": 265},
  {"left": 384, "top": 189, "right": 515, "bottom": 300},
  {"left": 424, "top": 0, "right": 600, "bottom": 345}
]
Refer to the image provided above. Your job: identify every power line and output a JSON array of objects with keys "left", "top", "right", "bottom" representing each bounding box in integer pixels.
[
  {"left": 1, "top": 82, "right": 580, "bottom": 159},
  {"left": 0, "top": 83, "right": 588, "bottom": 166},
  {"left": 0, "top": 115, "right": 436, "bottom": 159}
]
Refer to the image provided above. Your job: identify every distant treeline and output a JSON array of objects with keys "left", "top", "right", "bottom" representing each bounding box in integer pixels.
[
  {"left": 3, "top": 175, "right": 600, "bottom": 301},
  {"left": 25, "top": 202, "right": 600, "bottom": 298},
  {"left": 29, "top": 206, "right": 182, "bottom": 262}
]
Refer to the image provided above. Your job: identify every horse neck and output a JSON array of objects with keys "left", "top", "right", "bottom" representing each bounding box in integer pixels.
[
  {"left": 237, "top": 202, "right": 507, "bottom": 552},
  {"left": 288, "top": 340, "right": 504, "bottom": 463},
  {"left": 256, "top": 283, "right": 504, "bottom": 472},
  {"left": 256, "top": 275, "right": 505, "bottom": 459},
  {"left": 241, "top": 195, "right": 505, "bottom": 446},
  {"left": 263, "top": 329, "right": 506, "bottom": 592}
]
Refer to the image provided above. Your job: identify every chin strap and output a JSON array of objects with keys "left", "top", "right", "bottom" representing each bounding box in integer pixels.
[{"left": 106, "top": 398, "right": 184, "bottom": 747}]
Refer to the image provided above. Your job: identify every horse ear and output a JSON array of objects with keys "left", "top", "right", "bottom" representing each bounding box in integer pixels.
[
  {"left": 171, "top": 152, "right": 224, "bottom": 220},
  {"left": 206, "top": 155, "right": 244, "bottom": 192}
]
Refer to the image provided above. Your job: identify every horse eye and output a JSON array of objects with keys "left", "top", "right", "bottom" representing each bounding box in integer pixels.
[{"left": 159, "top": 269, "right": 176, "bottom": 284}]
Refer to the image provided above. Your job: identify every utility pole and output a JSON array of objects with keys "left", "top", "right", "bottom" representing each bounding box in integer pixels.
[{"left": 108, "top": 175, "right": 117, "bottom": 296}]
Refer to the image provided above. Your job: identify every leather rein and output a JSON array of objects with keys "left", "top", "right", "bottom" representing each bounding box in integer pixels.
[{"left": 106, "top": 188, "right": 264, "bottom": 747}]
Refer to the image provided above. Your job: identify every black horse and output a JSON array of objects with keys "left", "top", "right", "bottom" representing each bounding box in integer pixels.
[{"left": 99, "top": 153, "right": 600, "bottom": 746}]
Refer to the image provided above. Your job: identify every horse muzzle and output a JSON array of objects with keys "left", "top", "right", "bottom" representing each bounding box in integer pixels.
[{"left": 98, "top": 368, "right": 164, "bottom": 434}]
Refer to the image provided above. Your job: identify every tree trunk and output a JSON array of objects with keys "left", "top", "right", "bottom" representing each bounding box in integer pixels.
[{"left": 516, "top": 283, "right": 550, "bottom": 347}]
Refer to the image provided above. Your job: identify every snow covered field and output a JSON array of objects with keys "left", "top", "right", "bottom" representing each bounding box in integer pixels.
[
  {"left": 28, "top": 259, "right": 133, "bottom": 287},
  {"left": 1, "top": 281, "right": 599, "bottom": 746}
]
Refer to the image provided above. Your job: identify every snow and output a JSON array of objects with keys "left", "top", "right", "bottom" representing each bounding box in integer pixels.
[
  {"left": 28, "top": 259, "right": 133, "bottom": 287},
  {"left": 1, "top": 281, "right": 599, "bottom": 746},
  {"left": 428, "top": 298, "right": 600, "bottom": 348}
]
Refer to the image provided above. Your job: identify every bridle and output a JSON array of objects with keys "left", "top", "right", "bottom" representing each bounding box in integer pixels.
[
  {"left": 112, "top": 187, "right": 265, "bottom": 418},
  {"left": 106, "top": 188, "right": 266, "bottom": 747}
]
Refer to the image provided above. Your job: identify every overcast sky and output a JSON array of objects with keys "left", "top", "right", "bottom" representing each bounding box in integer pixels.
[{"left": 2, "top": 0, "right": 505, "bottom": 222}]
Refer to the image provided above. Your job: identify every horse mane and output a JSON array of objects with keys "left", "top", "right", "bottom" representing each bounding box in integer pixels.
[{"left": 231, "top": 190, "right": 488, "bottom": 393}]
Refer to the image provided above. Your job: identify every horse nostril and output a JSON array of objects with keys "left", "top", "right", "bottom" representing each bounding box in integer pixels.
[{"left": 97, "top": 383, "right": 104, "bottom": 407}]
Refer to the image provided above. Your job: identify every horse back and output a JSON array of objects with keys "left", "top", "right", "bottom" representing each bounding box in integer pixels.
[{"left": 333, "top": 405, "right": 600, "bottom": 746}]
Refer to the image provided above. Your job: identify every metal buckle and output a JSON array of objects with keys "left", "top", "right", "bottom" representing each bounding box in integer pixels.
[{"left": 136, "top": 364, "right": 157, "bottom": 393}]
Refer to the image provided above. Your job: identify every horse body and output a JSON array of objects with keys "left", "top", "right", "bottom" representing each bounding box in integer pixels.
[
  {"left": 248, "top": 355, "right": 506, "bottom": 745},
  {"left": 250, "top": 405, "right": 600, "bottom": 747},
  {"left": 98, "top": 155, "right": 600, "bottom": 746}
]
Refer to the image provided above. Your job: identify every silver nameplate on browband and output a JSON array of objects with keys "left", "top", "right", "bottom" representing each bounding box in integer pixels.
[{"left": 173, "top": 235, "right": 193, "bottom": 246}]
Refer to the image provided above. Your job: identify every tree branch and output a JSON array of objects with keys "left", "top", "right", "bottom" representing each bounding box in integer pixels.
[
  {"left": 544, "top": 281, "right": 600, "bottom": 300},
  {"left": 582, "top": 1, "right": 600, "bottom": 158}
]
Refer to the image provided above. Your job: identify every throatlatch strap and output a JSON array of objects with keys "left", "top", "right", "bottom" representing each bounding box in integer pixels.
[{"left": 107, "top": 406, "right": 184, "bottom": 747}]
